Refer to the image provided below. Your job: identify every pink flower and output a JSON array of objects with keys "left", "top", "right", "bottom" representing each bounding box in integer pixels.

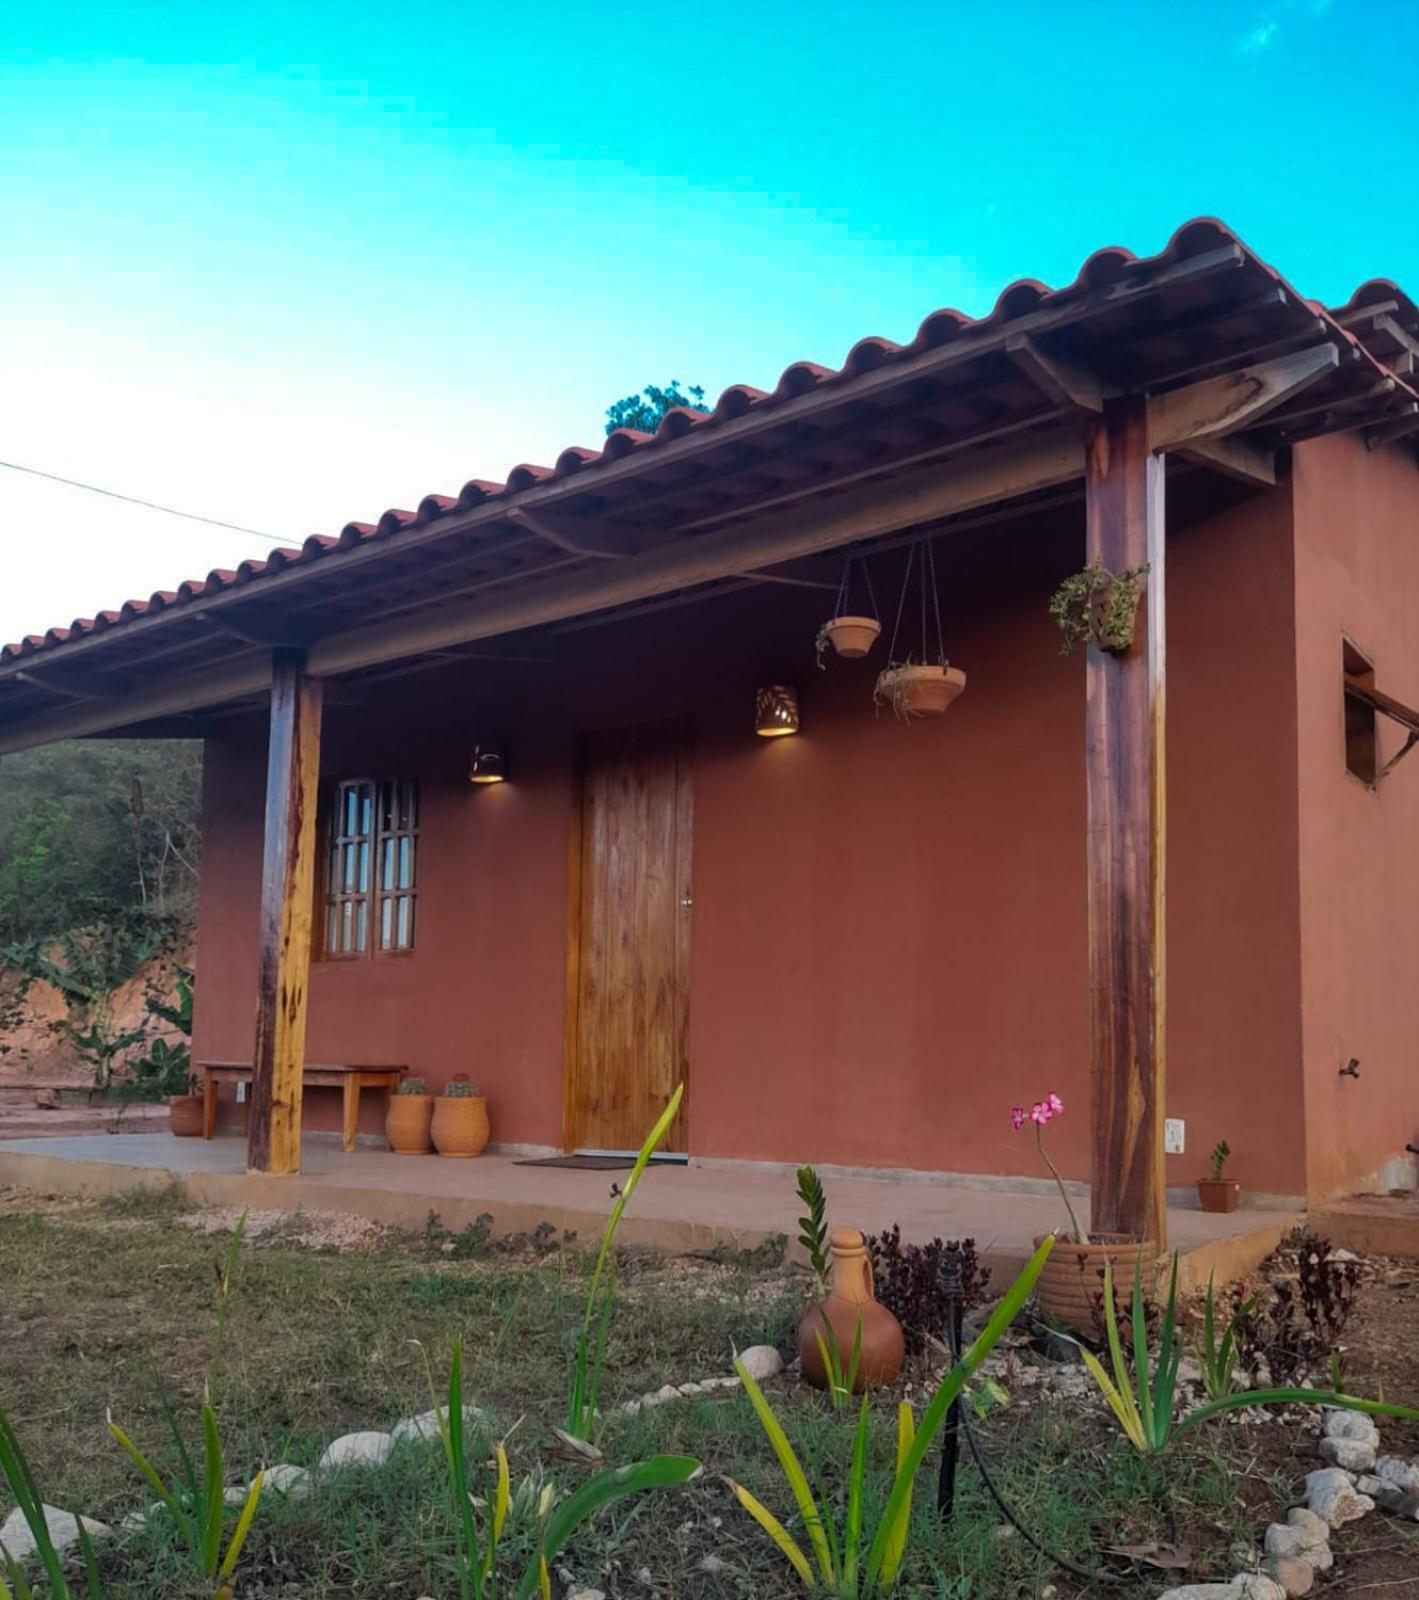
[
  {"left": 1010, "top": 1106, "right": 1026, "bottom": 1131},
  {"left": 1030, "top": 1101, "right": 1049, "bottom": 1125},
  {"left": 1047, "top": 1092, "right": 1064, "bottom": 1115}
]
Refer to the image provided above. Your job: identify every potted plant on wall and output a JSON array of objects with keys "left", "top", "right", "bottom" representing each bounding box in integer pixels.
[
  {"left": 385, "top": 1076, "right": 434, "bottom": 1155},
  {"left": 431, "top": 1075, "right": 490, "bottom": 1158},
  {"left": 815, "top": 556, "right": 882, "bottom": 665},
  {"left": 1015, "top": 1093, "right": 1156, "bottom": 1334},
  {"left": 1197, "top": 1140, "right": 1240, "bottom": 1213},
  {"left": 873, "top": 536, "right": 967, "bottom": 720},
  {"left": 1048, "top": 561, "right": 1149, "bottom": 655}
]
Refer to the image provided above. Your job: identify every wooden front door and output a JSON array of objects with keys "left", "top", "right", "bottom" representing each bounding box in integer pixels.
[{"left": 568, "top": 720, "right": 692, "bottom": 1152}]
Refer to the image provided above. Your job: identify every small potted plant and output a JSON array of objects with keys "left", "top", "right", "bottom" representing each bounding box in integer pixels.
[
  {"left": 873, "top": 659, "right": 967, "bottom": 720},
  {"left": 1048, "top": 561, "right": 1149, "bottom": 655},
  {"left": 385, "top": 1076, "right": 434, "bottom": 1155},
  {"left": 167, "top": 1065, "right": 205, "bottom": 1138},
  {"left": 815, "top": 557, "right": 882, "bottom": 664},
  {"left": 1197, "top": 1140, "right": 1240, "bottom": 1213},
  {"left": 1015, "top": 1093, "right": 1155, "bottom": 1333},
  {"left": 431, "top": 1075, "right": 490, "bottom": 1158}
]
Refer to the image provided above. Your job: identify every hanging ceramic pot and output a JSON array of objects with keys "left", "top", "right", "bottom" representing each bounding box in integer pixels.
[
  {"left": 874, "top": 663, "right": 967, "bottom": 721},
  {"left": 875, "top": 539, "right": 964, "bottom": 718},
  {"left": 816, "top": 558, "right": 882, "bottom": 665},
  {"left": 796, "top": 1228, "right": 905, "bottom": 1391}
]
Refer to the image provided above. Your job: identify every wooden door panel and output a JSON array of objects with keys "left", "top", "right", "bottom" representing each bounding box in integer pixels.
[{"left": 570, "top": 721, "right": 690, "bottom": 1151}]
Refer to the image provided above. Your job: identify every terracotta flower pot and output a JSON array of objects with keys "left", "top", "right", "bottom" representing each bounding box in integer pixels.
[
  {"left": 169, "top": 1094, "right": 204, "bottom": 1138},
  {"left": 386, "top": 1093, "right": 435, "bottom": 1155},
  {"left": 797, "top": 1229, "right": 905, "bottom": 1392},
  {"left": 1197, "top": 1179, "right": 1241, "bottom": 1214},
  {"left": 431, "top": 1095, "right": 490, "bottom": 1158},
  {"left": 874, "top": 664, "right": 967, "bottom": 720},
  {"left": 824, "top": 616, "right": 881, "bottom": 659},
  {"left": 1032, "top": 1234, "right": 1156, "bottom": 1335}
]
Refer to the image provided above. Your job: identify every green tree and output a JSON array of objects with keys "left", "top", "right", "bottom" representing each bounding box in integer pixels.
[{"left": 604, "top": 380, "right": 710, "bottom": 436}]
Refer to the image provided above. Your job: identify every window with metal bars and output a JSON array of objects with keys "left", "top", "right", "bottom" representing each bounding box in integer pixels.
[{"left": 322, "top": 777, "right": 419, "bottom": 957}]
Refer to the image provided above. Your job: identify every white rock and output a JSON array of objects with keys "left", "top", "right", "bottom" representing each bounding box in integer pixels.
[
  {"left": 0, "top": 1505, "right": 111, "bottom": 1563},
  {"left": 223, "top": 1484, "right": 250, "bottom": 1506},
  {"left": 1262, "top": 1556, "right": 1313, "bottom": 1598},
  {"left": 263, "top": 1463, "right": 313, "bottom": 1498},
  {"left": 655, "top": 1383, "right": 681, "bottom": 1404},
  {"left": 1323, "top": 1410, "right": 1379, "bottom": 1445},
  {"left": 678, "top": 1382, "right": 704, "bottom": 1396},
  {"left": 1319, "top": 1436, "right": 1376, "bottom": 1473},
  {"left": 1376, "top": 1455, "right": 1419, "bottom": 1493},
  {"left": 318, "top": 1430, "right": 395, "bottom": 1471},
  {"left": 390, "top": 1406, "right": 482, "bottom": 1445},
  {"left": 737, "top": 1345, "right": 784, "bottom": 1382},
  {"left": 1233, "top": 1576, "right": 1286, "bottom": 1600},
  {"left": 619, "top": 1399, "right": 643, "bottom": 1415},
  {"left": 1263, "top": 1524, "right": 1305, "bottom": 1559},
  {"left": 697, "top": 1555, "right": 725, "bottom": 1574},
  {"left": 1284, "top": 1508, "right": 1330, "bottom": 1550},
  {"left": 1304, "top": 1545, "right": 1334, "bottom": 1573},
  {"left": 1305, "top": 1466, "right": 1374, "bottom": 1527},
  {"left": 566, "top": 1590, "right": 606, "bottom": 1600},
  {"left": 1156, "top": 1586, "right": 1243, "bottom": 1600}
]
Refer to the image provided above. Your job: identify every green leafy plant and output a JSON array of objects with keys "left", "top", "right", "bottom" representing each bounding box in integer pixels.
[
  {"left": 604, "top": 381, "right": 709, "bottom": 436},
  {"left": 727, "top": 1235, "right": 1055, "bottom": 1594},
  {"left": 812, "top": 1317, "right": 863, "bottom": 1415},
  {"left": 795, "top": 1166, "right": 830, "bottom": 1298},
  {"left": 1076, "top": 1253, "right": 1419, "bottom": 1453},
  {"left": 397, "top": 1076, "right": 431, "bottom": 1096},
  {"left": 1049, "top": 561, "right": 1149, "bottom": 655},
  {"left": 107, "top": 1212, "right": 262, "bottom": 1595},
  {"left": 1209, "top": 1140, "right": 1231, "bottom": 1181},
  {"left": 116, "top": 1036, "right": 195, "bottom": 1102},
  {"left": 0, "top": 1406, "right": 105, "bottom": 1599},
  {"left": 566, "top": 1084, "right": 684, "bottom": 1439},
  {"left": 1198, "top": 1271, "right": 1254, "bottom": 1401},
  {"left": 432, "top": 1338, "right": 699, "bottom": 1600}
]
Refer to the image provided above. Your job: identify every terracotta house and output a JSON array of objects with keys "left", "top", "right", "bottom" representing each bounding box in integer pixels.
[{"left": 3, "top": 218, "right": 1418, "bottom": 1245}]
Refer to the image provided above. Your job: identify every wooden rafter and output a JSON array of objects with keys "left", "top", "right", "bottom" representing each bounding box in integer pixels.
[
  {"left": 1148, "top": 343, "right": 1341, "bottom": 450},
  {"left": 1005, "top": 334, "right": 1106, "bottom": 412}
]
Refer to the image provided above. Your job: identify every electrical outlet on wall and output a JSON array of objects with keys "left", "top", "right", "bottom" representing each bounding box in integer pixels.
[
  {"left": 1164, "top": 1118, "right": 1185, "bottom": 1155},
  {"left": 236, "top": 1081, "right": 247, "bottom": 1104}
]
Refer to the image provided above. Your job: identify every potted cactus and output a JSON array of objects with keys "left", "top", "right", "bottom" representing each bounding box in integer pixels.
[
  {"left": 385, "top": 1076, "right": 434, "bottom": 1154},
  {"left": 431, "top": 1075, "right": 490, "bottom": 1158},
  {"left": 1197, "top": 1140, "right": 1240, "bottom": 1213}
]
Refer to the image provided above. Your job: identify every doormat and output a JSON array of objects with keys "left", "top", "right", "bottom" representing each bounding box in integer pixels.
[{"left": 516, "top": 1154, "right": 637, "bottom": 1171}]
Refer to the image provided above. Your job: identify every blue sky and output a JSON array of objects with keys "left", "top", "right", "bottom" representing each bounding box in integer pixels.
[{"left": 1, "top": 0, "right": 1415, "bottom": 646}]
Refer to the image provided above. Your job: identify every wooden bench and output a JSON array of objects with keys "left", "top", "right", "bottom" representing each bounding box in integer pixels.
[{"left": 198, "top": 1061, "right": 407, "bottom": 1151}]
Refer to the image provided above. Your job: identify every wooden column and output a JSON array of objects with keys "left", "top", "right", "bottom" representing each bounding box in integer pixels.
[
  {"left": 1084, "top": 395, "right": 1167, "bottom": 1247},
  {"left": 248, "top": 650, "right": 323, "bottom": 1175}
]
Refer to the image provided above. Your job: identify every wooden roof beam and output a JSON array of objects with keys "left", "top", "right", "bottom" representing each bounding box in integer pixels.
[
  {"left": 1173, "top": 432, "right": 1277, "bottom": 488},
  {"left": 1366, "top": 404, "right": 1419, "bottom": 450},
  {"left": 1005, "top": 335, "right": 1107, "bottom": 412},
  {"left": 1148, "top": 343, "right": 1341, "bottom": 450}
]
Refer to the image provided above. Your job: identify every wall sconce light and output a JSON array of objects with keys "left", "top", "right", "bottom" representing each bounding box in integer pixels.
[
  {"left": 755, "top": 684, "right": 800, "bottom": 738},
  {"left": 469, "top": 740, "right": 508, "bottom": 783}
]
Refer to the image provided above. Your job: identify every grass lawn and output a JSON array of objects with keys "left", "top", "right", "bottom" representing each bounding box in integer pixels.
[{"left": 1, "top": 1181, "right": 1408, "bottom": 1598}]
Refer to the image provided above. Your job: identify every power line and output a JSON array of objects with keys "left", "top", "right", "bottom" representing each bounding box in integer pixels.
[{"left": 0, "top": 458, "right": 293, "bottom": 546}]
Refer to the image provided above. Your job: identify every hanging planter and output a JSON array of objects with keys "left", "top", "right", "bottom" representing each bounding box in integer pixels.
[
  {"left": 1049, "top": 561, "right": 1149, "bottom": 655},
  {"left": 874, "top": 663, "right": 967, "bottom": 720},
  {"left": 873, "top": 537, "right": 966, "bottom": 721},
  {"left": 815, "top": 557, "right": 882, "bottom": 666}
]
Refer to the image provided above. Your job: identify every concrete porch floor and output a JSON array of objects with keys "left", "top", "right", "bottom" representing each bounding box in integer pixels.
[{"left": 0, "top": 1131, "right": 1299, "bottom": 1288}]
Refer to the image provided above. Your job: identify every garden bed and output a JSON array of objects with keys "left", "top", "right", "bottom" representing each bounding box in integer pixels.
[{"left": 1, "top": 1183, "right": 1416, "bottom": 1598}]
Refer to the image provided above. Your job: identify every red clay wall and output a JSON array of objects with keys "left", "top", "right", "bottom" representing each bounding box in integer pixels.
[
  {"left": 193, "top": 480, "right": 1309, "bottom": 1194},
  {"left": 1291, "top": 435, "right": 1419, "bottom": 1199}
]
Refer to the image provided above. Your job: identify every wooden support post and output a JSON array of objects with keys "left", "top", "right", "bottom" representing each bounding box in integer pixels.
[
  {"left": 248, "top": 650, "right": 323, "bottom": 1175},
  {"left": 1085, "top": 396, "right": 1167, "bottom": 1247}
]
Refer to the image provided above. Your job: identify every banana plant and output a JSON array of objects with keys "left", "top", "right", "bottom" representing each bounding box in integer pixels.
[
  {"left": 1077, "top": 1254, "right": 1419, "bottom": 1453},
  {"left": 0, "top": 1405, "right": 104, "bottom": 1600},
  {"left": 566, "top": 1084, "right": 684, "bottom": 1440},
  {"left": 727, "top": 1234, "right": 1055, "bottom": 1595},
  {"left": 432, "top": 1338, "right": 700, "bottom": 1600}
]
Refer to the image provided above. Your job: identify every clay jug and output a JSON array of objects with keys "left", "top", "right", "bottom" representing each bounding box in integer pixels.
[{"left": 797, "top": 1228, "right": 904, "bottom": 1392}]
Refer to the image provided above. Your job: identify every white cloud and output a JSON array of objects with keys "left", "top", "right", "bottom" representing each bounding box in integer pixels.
[{"left": 1239, "top": 20, "right": 1281, "bottom": 50}]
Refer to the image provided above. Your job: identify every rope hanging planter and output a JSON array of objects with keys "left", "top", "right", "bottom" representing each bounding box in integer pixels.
[
  {"left": 874, "top": 536, "right": 966, "bottom": 721},
  {"left": 815, "top": 556, "right": 882, "bottom": 666}
]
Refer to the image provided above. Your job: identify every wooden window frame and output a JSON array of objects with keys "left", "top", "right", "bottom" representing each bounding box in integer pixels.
[{"left": 320, "top": 776, "right": 420, "bottom": 960}]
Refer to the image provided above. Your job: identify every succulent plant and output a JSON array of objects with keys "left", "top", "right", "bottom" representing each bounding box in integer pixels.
[
  {"left": 395, "top": 1077, "right": 430, "bottom": 1096},
  {"left": 443, "top": 1077, "right": 481, "bottom": 1098}
]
